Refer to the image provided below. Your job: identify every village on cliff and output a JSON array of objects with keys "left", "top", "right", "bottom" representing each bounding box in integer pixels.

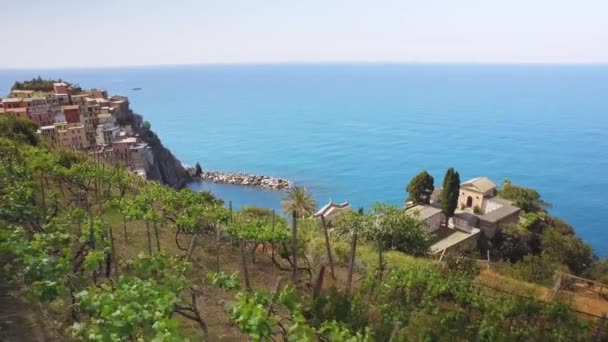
[
  {"left": 1, "top": 81, "right": 155, "bottom": 178},
  {"left": 1, "top": 79, "right": 293, "bottom": 190}
]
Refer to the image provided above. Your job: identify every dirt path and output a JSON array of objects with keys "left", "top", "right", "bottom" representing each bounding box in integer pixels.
[{"left": 0, "top": 286, "right": 49, "bottom": 342}]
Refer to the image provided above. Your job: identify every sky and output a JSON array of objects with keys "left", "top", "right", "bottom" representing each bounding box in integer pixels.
[{"left": 1, "top": 0, "right": 607, "bottom": 68}]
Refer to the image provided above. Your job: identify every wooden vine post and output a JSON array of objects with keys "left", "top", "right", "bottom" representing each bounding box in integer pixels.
[
  {"left": 239, "top": 238, "right": 251, "bottom": 290},
  {"left": 271, "top": 210, "right": 276, "bottom": 275},
  {"left": 320, "top": 215, "right": 336, "bottom": 280},
  {"left": 215, "top": 222, "right": 221, "bottom": 272},
  {"left": 346, "top": 228, "right": 358, "bottom": 296}
]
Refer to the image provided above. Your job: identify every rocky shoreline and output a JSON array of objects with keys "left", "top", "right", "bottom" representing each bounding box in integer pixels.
[{"left": 194, "top": 170, "right": 291, "bottom": 190}]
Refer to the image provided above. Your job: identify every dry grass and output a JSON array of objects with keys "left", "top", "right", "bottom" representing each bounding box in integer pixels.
[
  {"left": 477, "top": 268, "right": 546, "bottom": 298},
  {"left": 476, "top": 267, "right": 608, "bottom": 319}
]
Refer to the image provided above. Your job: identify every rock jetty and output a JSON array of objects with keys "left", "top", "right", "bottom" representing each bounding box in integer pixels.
[{"left": 197, "top": 170, "right": 291, "bottom": 190}]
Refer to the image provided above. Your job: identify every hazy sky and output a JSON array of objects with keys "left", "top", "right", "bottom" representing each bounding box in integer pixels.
[{"left": 1, "top": 0, "right": 607, "bottom": 68}]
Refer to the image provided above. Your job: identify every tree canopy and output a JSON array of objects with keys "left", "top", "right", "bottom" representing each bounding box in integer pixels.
[
  {"left": 11, "top": 76, "right": 81, "bottom": 92},
  {"left": 281, "top": 186, "right": 316, "bottom": 218},
  {"left": 369, "top": 203, "right": 432, "bottom": 256},
  {"left": 498, "top": 179, "right": 551, "bottom": 212},
  {"left": 406, "top": 170, "right": 434, "bottom": 205},
  {"left": 492, "top": 210, "right": 597, "bottom": 278},
  {"left": 332, "top": 204, "right": 432, "bottom": 257}
]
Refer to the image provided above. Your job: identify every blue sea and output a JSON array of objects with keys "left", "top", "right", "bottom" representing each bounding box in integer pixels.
[{"left": 1, "top": 64, "right": 607, "bottom": 256}]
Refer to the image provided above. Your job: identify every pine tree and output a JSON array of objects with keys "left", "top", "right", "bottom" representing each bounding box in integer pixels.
[
  {"left": 441, "top": 168, "right": 460, "bottom": 222},
  {"left": 406, "top": 171, "right": 434, "bottom": 205},
  {"left": 194, "top": 162, "right": 203, "bottom": 177}
]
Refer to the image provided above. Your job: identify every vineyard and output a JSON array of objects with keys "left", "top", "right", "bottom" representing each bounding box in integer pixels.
[{"left": 1, "top": 117, "right": 606, "bottom": 341}]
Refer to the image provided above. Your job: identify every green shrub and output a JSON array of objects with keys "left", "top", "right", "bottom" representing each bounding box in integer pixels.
[
  {"left": 498, "top": 179, "right": 550, "bottom": 212},
  {"left": 444, "top": 255, "right": 479, "bottom": 278},
  {"left": 497, "top": 253, "right": 562, "bottom": 286},
  {"left": 207, "top": 271, "right": 241, "bottom": 290},
  {"left": 585, "top": 259, "right": 608, "bottom": 284},
  {"left": 0, "top": 116, "right": 39, "bottom": 146},
  {"left": 540, "top": 228, "right": 595, "bottom": 275}
]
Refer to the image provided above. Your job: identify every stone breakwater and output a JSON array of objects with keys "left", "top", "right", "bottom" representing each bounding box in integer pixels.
[{"left": 196, "top": 170, "right": 291, "bottom": 190}]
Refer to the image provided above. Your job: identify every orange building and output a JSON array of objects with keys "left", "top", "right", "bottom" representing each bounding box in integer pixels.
[
  {"left": 110, "top": 99, "right": 130, "bottom": 114},
  {"left": 53, "top": 82, "right": 69, "bottom": 94},
  {"left": 62, "top": 105, "right": 80, "bottom": 123},
  {"left": 112, "top": 137, "right": 138, "bottom": 162},
  {"left": 54, "top": 123, "right": 90, "bottom": 149},
  {"left": 2, "top": 97, "right": 25, "bottom": 109},
  {"left": 29, "top": 112, "right": 54, "bottom": 127}
]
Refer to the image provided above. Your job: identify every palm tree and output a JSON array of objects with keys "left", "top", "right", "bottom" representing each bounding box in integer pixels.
[{"left": 281, "top": 186, "right": 316, "bottom": 282}]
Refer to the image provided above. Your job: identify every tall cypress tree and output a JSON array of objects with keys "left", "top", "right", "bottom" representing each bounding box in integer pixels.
[{"left": 441, "top": 167, "right": 461, "bottom": 222}]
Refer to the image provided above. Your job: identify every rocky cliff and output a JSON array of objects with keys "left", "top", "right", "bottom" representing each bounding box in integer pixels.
[
  {"left": 117, "top": 110, "right": 190, "bottom": 188},
  {"left": 137, "top": 127, "right": 190, "bottom": 188}
]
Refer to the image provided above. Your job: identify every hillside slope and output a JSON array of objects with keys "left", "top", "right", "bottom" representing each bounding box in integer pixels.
[{"left": 1, "top": 117, "right": 605, "bottom": 341}]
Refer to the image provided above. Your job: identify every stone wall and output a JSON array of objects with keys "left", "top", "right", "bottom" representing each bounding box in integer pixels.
[{"left": 423, "top": 212, "right": 443, "bottom": 233}]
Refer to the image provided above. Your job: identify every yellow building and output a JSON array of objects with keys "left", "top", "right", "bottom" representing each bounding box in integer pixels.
[
  {"left": 9, "top": 90, "right": 35, "bottom": 98},
  {"left": 53, "top": 123, "right": 90, "bottom": 149},
  {"left": 458, "top": 177, "right": 497, "bottom": 211}
]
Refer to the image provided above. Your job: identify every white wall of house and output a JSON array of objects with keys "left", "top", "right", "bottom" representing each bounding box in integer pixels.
[{"left": 483, "top": 199, "right": 503, "bottom": 215}]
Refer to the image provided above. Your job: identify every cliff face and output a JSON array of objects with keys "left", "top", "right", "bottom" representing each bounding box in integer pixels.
[
  {"left": 137, "top": 127, "right": 190, "bottom": 188},
  {"left": 117, "top": 109, "right": 190, "bottom": 188}
]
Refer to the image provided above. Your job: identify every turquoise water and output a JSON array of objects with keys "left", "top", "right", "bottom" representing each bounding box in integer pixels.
[{"left": 1, "top": 64, "right": 607, "bottom": 256}]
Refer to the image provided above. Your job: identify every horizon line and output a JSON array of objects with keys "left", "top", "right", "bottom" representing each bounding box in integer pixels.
[{"left": 2, "top": 60, "right": 608, "bottom": 71}]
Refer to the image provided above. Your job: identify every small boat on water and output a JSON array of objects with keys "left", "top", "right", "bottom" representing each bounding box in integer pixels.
[{"left": 132, "top": 87, "right": 142, "bottom": 91}]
